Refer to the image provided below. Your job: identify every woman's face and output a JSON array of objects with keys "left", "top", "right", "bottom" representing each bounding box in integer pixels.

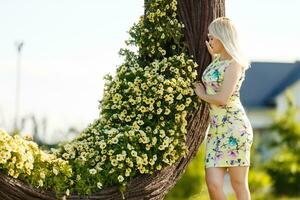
[{"left": 207, "top": 33, "right": 224, "bottom": 54}]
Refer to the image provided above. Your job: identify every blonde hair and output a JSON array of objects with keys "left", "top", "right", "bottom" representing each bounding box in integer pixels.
[{"left": 208, "top": 17, "right": 251, "bottom": 70}]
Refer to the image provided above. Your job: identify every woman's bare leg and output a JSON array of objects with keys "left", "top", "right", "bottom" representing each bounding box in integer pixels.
[
  {"left": 228, "top": 166, "right": 251, "bottom": 200},
  {"left": 205, "top": 167, "right": 227, "bottom": 200}
]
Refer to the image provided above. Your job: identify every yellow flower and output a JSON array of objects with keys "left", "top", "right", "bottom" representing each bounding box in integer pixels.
[
  {"left": 23, "top": 133, "right": 33, "bottom": 141},
  {"left": 176, "top": 104, "right": 185, "bottom": 111},
  {"left": 140, "top": 106, "right": 148, "bottom": 113},
  {"left": 140, "top": 167, "right": 145, "bottom": 174},
  {"left": 156, "top": 165, "right": 162, "bottom": 170},
  {"left": 125, "top": 168, "right": 131, "bottom": 177},
  {"left": 158, "top": 145, "right": 165, "bottom": 150},
  {"left": 164, "top": 108, "right": 171, "bottom": 115}
]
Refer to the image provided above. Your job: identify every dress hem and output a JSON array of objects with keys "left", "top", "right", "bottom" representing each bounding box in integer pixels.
[{"left": 205, "top": 164, "right": 250, "bottom": 169}]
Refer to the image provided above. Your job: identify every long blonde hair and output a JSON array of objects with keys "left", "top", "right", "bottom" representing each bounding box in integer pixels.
[{"left": 208, "top": 17, "right": 251, "bottom": 70}]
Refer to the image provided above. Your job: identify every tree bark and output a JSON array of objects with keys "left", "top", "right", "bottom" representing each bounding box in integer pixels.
[{"left": 0, "top": 0, "right": 225, "bottom": 199}]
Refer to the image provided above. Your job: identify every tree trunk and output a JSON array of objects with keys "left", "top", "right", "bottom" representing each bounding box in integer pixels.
[{"left": 0, "top": 0, "right": 225, "bottom": 199}]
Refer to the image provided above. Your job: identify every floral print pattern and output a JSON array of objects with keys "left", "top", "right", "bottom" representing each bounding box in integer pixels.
[{"left": 202, "top": 55, "right": 253, "bottom": 168}]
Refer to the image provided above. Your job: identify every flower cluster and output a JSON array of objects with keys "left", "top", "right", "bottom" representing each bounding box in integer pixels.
[
  {"left": 124, "top": 0, "right": 185, "bottom": 60},
  {"left": 54, "top": 52, "right": 199, "bottom": 194},
  {"left": 0, "top": 129, "right": 72, "bottom": 199}
]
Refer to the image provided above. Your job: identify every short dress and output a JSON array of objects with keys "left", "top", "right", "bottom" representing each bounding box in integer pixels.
[{"left": 201, "top": 55, "right": 253, "bottom": 168}]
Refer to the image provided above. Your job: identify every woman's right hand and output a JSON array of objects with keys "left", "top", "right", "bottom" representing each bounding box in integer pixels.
[{"left": 205, "top": 41, "right": 215, "bottom": 60}]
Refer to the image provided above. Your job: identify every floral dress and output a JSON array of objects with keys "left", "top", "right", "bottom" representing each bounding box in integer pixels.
[{"left": 201, "top": 54, "right": 253, "bottom": 168}]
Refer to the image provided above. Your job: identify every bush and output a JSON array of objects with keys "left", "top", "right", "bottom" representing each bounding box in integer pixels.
[{"left": 265, "top": 90, "right": 300, "bottom": 196}]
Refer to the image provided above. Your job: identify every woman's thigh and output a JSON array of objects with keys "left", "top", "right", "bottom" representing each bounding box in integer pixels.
[
  {"left": 205, "top": 167, "right": 227, "bottom": 185},
  {"left": 227, "top": 166, "right": 249, "bottom": 186}
]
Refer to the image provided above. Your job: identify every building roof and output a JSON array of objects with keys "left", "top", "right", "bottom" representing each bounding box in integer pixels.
[{"left": 241, "top": 61, "right": 300, "bottom": 109}]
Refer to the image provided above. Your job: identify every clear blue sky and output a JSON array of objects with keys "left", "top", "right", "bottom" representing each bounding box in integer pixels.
[{"left": 0, "top": 1, "right": 299, "bottom": 143}]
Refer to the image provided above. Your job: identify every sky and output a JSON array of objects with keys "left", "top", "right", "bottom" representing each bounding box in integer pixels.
[{"left": 0, "top": 0, "right": 299, "bottom": 143}]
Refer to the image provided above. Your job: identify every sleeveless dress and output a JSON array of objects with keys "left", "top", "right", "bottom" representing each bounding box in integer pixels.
[{"left": 201, "top": 54, "right": 253, "bottom": 168}]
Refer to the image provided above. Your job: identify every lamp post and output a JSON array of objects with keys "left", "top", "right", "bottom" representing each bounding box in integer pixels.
[{"left": 13, "top": 41, "right": 24, "bottom": 133}]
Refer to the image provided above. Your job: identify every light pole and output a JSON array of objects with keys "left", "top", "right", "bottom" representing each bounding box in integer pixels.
[{"left": 14, "top": 41, "right": 24, "bottom": 133}]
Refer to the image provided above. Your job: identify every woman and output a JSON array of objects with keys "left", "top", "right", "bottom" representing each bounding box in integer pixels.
[{"left": 193, "top": 17, "right": 253, "bottom": 200}]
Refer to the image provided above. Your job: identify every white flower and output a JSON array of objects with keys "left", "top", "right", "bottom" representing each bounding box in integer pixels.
[
  {"left": 112, "top": 137, "right": 119, "bottom": 144},
  {"left": 89, "top": 168, "right": 97, "bottom": 175},
  {"left": 38, "top": 180, "right": 43, "bottom": 187},
  {"left": 166, "top": 87, "right": 173, "bottom": 93},
  {"left": 111, "top": 159, "right": 118, "bottom": 166},
  {"left": 127, "top": 143, "right": 133, "bottom": 150},
  {"left": 152, "top": 137, "right": 157, "bottom": 145},
  {"left": 116, "top": 154, "right": 124, "bottom": 161},
  {"left": 40, "top": 172, "right": 46, "bottom": 179},
  {"left": 159, "top": 130, "right": 166, "bottom": 138},
  {"left": 53, "top": 168, "right": 59, "bottom": 175},
  {"left": 118, "top": 175, "right": 124, "bottom": 182},
  {"left": 176, "top": 94, "right": 183, "bottom": 100},
  {"left": 157, "top": 108, "right": 163, "bottom": 114},
  {"left": 99, "top": 141, "right": 107, "bottom": 149},
  {"left": 97, "top": 182, "right": 103, "bottom": 189},
  {"left": 122, "top": 150, "right": 127, "bottom": 156},
  {"left": 131, "top": 150, "right": 137, "bottom": 157}
]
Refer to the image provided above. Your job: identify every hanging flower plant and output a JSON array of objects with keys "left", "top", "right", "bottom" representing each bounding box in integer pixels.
[{"left": 0, "top": 0, "right": 201, "bottom": 199}]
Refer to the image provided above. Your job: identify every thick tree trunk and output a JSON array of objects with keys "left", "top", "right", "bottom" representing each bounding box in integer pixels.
[{"left": 0, "top": 0, "right": 225, "bottom": 199}]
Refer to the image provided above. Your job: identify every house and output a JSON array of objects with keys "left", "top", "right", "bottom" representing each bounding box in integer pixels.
[{"left": 241, "top": 60, "right": 300, "bottom": 130}]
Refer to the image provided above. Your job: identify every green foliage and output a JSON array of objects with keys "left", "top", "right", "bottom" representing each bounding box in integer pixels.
[
  {"left": 165, "top": 145, "right": 206, "bottom": 200},
  {"left": 247, "top": 130, "right": 272, "bottom": 196},
  {"left": 248, "top": 168, "right": 272, "bottom": 194},
  {"left": 265, "top": 90, "right": 300, "bottom": 196}
]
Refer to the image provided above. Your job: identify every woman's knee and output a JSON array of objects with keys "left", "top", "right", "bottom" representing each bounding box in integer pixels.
[
  {"left": 228, "top": 167, "right": 249, "bottom": 191},
  {"left": 230, "top": 178, "right": 248, "bottom": 191},
  {"left": 206, "top": 175, "right": 223, "bottom": 191}
]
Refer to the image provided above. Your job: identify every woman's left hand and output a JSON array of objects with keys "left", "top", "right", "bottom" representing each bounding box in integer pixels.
[{"left": 193, "top": 82, "right": 206, "bottom": 99}]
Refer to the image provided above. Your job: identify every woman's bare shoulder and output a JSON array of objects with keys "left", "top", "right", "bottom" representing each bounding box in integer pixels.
[{"left": 227, "top": 60, "right": 243, "bottom": 75}]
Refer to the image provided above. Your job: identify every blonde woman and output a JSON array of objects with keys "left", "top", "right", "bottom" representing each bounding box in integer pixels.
[{"left": 193, "top": 17, "right": 253, "bottom": 200}]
